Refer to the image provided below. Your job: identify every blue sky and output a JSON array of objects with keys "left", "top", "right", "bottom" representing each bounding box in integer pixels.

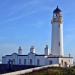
[{"left": 0, "top": 0, "right": 75, "bottom": 60}]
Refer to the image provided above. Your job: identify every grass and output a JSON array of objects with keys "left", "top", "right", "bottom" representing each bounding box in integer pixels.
[{"left": 22, "top": 67, "right": 75, "bottom": 75}]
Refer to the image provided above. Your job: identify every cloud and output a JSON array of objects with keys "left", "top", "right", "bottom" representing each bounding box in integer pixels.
[{"left": 0, "top": 0, "right": 54, "bottom": 25}]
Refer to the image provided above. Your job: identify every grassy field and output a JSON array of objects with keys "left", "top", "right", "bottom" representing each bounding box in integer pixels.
[{"left": 24, "top": 67, "right": 75, "bottom": 75}]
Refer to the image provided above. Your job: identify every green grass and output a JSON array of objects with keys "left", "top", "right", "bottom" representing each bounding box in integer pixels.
[{"left": 22, "top": 67, "right": 75, "bottom": 75}]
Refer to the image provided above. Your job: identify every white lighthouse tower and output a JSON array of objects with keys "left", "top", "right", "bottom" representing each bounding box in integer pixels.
[{"left": 51, "top": 6, "right": 64, "bottom": 56}]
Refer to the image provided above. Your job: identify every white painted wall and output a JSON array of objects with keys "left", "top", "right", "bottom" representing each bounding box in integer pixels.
[
  {"left": 35, "top": 56, "right": 46, "bottom": 66},
  {"left": 51, "top": 15, "right": 64, "bottom": 56},
  {"left": 59, "top": 57, "right": 73, "bottom": 67},
  {"left": 47, "top": 57, "right": 59, "bottom": 65},
  {"left": 2, "top": 55, "right": 12, "bottom": 64},
  {"left": 2, "top": 53, "right": 73, "bottom": 67}
]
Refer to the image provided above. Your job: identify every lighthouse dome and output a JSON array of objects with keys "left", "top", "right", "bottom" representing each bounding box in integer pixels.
[{"left": 53, "top": 6, "right": 61, "bottom": 13}]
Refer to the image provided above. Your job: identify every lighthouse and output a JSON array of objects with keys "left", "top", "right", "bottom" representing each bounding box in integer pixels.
[
  {"left": 2, "top": 6, "right": 73, "bottom": 67},
  {"left": 51, "top": 6, "right": 64, "bottom": 56}
]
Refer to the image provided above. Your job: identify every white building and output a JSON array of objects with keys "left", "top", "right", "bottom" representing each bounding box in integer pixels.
[{"left": 2, "top": 6, "right": 73, "bottom": 67}]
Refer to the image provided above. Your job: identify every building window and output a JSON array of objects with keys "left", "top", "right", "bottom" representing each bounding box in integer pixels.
[
  {"left": 64, "top": 62, "right": 67, "bottom": 67},
  {"left": 8, "top": 59, "right": 13, "bottom": 65},
  {"left": 61, "top": 60, "right": 63, "bottom": 65},
  {"left": 49, "top": 60, "right": 52, "bottom": 64},
  {"left": 19, "top": 59, "right": 21, "bottom": 64},
  {"left": 69, "top": 60, "right": 70, "bottom": 62},
  {"left": 13, "top": 59, "right": 15, "bottom": 64},
  {"left": 37, "top": 59, "right": 40, "bottom": 65},
  {"left": 30, "top": 59, "right": 32, "bottom": 65},
  {"left": 24, "top": 59, "right": 26, "bottom": 65}
]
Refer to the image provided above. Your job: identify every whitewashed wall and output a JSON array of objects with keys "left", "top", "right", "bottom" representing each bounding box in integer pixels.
[
  {"left": 35, "top": 56, "right": 46, "bottom": 66},
  {"left": 2, "top": 52, "right": 73, "bottom": 67},
  {"left": 47, "top": 57, "right": 59, "bottom": 65}
]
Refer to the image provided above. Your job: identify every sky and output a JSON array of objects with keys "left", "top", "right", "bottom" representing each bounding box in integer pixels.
[{"left": 0, "top": 0, "right": 75, "bottom": 60}]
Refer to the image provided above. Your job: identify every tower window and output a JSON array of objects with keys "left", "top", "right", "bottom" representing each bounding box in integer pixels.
[
  {"left": 59, "top": 42, "right": 60, "bottom": 46},
  {"left": 58, "top": 25, "right": 60, "bottom": 28}
]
